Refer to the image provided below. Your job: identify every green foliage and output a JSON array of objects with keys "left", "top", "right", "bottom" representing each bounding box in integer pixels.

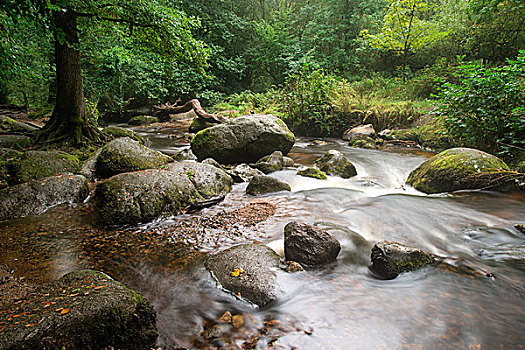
[{"left": 437, "top": 52, "right": 525, "bottom": 160}]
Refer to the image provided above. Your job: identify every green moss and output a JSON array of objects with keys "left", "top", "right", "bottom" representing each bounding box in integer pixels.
[
  {"left": 297, "top": 167, "right": 328, "bottom": 179},
  {"left": 13, "top": 150, "right": 80, "bottom": 183},
  {"left": 103, "top": 126, "right": 144, "bottom": 143},
  {"left": 348, "top": 135, "right": 377, "bottom": 149},
  {"left": 128, "top": 115, "right": 158, "bottom": 125}
]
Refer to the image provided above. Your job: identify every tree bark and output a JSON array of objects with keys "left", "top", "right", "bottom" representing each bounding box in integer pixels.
[{"left": 37, "top": 10, "right": 102, "bottom": 146}]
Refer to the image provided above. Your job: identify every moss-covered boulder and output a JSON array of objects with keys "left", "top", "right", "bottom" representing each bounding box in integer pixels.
[
  {"left": 190, "top": 114, "right": 295, "bottom": 164},
  {"left": 103, "top": 126, "right": 144, "bottom": 143},
  {"left": 312, "top": 150, "right": 357, "bottom": 178},
  {"left": 96, "top": 137, "right": 172, "bottom": 178},
  {"left": 12, "top": 150, "right": 80, "bottom": 184},
  {"left": 254, "top": 151, "right": 284, "bottom": 174},
  {"left": 246, "top": 175, "right": 291, "bottom": 195},
  {"left": 0, "top": 134, "right": 31, "bottom": 149},
  {"left": 0, "top": 174, "right": 89, "bottom": 222},
  {"left": 370, "top": 241, "right": 436, "bottom": 279},
  {"left": 284, "top": 222, "right": 341, "bottom": 266},
  {"left": 95, "top": 162, "right": 233, "bottom": 225},
  {"left": 0, "top": 270, "right": 157, "bottom": 350},
  {"left": 188, "top": 118, "right": 217, "bottom": 133},
  {"left": 205, "top": 244, "right": 282, "bottom": 307},
  {"left": 406, "top": 148, "right": 513, "bottom": 194},
  {"left": 297, "top": 167, "right": 328, "bottom": 180},
  {"left": 342, "top": 124, "right": 376, "bottom": 141},
  {"left": 0, "top": 116, "right": 39, "bottom": 134},
  {"left": 348, "top": 135, "right": 377, "bottom": 149},
  {"left": 128, "top": 115, "right": 158, "bottom": 125}
]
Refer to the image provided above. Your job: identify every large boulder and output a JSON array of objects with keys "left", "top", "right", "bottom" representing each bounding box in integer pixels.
[
  {"left": 406, "top": 148, "right": 513, "bottom": 194},
  {"left": 0, "top": 270, "right": 157, "bottom": 350},
  {"left": 370, "top": 241, "right": 436, "bottom": 279},
  {"left": 311, "top": 150, "right": 357, "bottom": 178},
  {"left": 254, "top": 151, "right": 284, "bottom": 174},
  {"left": 342, "top": 124, "right": 376, "bottom": 141},
  {"left": 96, "top": 137, "right": 172, "bottom": 178},
  {"left": 95, "top": 162, "right": 233, "bottom": 225},
  {"left": 190, "top": 114, "right": 295, "bottom": 164},
  {"left": 0, "top": 174, "right": 89, "bottom": 222},
  {"left": 12, "top": 150, "right": 80, "bottom": 184},
  {"left": 284, "top": 222, "right": 341, "bottom": 266},
  {"left": 246, "top": 175, "right": 291, "bottom": 195},
  {"left": 205, "top": 244, "right": 281, "bottom": 307}
]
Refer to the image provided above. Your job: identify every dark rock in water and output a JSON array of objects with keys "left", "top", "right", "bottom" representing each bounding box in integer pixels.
[
  {"left": 370, "top": 241, "right": 436, "bottom": 279},
  {"left": 228, "top": 164, "right": 265, "bottom": 183},
  {"left": 0, "top": 134, "right": 31, "bottom": 149},
  {"left": 254, "top": 151, "right": 284, "bottom": 174},
  {"left": 189, "top": 118, "right": 217, "bottom": 133},
  {"left": 297, "top": 166, "right": 328, "bottom": 180},
  {"left": 128, "top": 115, "right": 158, "bottom": 125},
  {"left": 95, "top": 162, "right": 232, "bottom": 225},
  {"left": 205, "top": 244, "right": 281, "bottom": 307},
  {"left": 284, "top": 222, "right": 341, "bottom": 266},
  {"left": 96, "top": 137, "right": 172, "bottom": 178},
  {"left": 13, "top": 150, "right": 80, "bottom": 184},
  {"left": 406, "top": 147, "right": 514, "bottom": 194},
  {"left": 103, "top": 126, "right": 144, "bottom": 143},
  {"left": 342, "top": 124, "right": 376, "bottom": 141},
  {"left": 515, "top": 224, "right": 525, "bottom": 235},
  {"left": 173, "top": 147, "right": 197, "bottom": 161},
  {"left": 348, "top": 135, "right": 377, "bottom": 149},
  {"left": 0, "top": 174, "right": 89, "bottom": 222},
  {"left": 190, "top": 114, "right": 295, "bottom": 164},
  {"left": 246, "top": 175, "right": 291, "bottom": 195},
  {"left": 312, "top": 150, "right": 357, "bottom": 178},
  {"left": 0, "top": 270, "right": 157, "bottom": 350}
]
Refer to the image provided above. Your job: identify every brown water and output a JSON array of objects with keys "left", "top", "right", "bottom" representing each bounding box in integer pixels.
[{"left": 1, "top": 126, "right": 524, "bottom": 349}]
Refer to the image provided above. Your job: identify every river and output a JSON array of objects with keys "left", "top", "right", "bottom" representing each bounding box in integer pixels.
[{"left": 1, "top": 122, "right": 524, "bottom": 349}]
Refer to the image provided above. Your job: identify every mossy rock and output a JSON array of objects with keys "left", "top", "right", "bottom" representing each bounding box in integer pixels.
[
  {"left": 0, "top": 270, "right": 157, "bottom": 349},
  {"left": 103, "top": 126, "right": 144, "bottom": 143},
  {"left": 128, "top": 115, "right": 158, "bottom": 126},
  {"left": 96, "top": 137, "right": 172, "bottom": 178},
  {"left": 406, "top": 148, "right": 513, "bottom": 194},
  {"left": 188, "top": 118, "right": 217, "bottom": 133},
  {"left": 348, "top": 135, "right": 377, "bottom": 149},
  {"left": 312, "top": 150, "right": 357, "bottom": 178},
  {"left": 0, "top": 116, "right": 39, "bottom": 133},
  {"left": 12, "top": 150, "right": 80, "bottom": 184},
  {"left": 0, "top": 134, "right": 31, "bottom": 149},
  {"left": 389, "top": 128, "right": 419, "bottom": 142},
  {"left": 370, "top": 241, "right": 436, "bottom": 279},
  {"left": 254, "top": 151, "right": 284, "bottom": 174},
  {"left": 416, "top": 118, "right": 456, "bottom": 151},
  {"left": 246, "top": 174, "right": 291, "bottom": 195},
  {"left": 297, "top": 167, "right": 328, "bottom": 180}
]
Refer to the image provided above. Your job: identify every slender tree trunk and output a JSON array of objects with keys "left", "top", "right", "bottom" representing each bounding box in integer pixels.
[{"left": 38, "top": 10, "right": 102, "bottom": 146}]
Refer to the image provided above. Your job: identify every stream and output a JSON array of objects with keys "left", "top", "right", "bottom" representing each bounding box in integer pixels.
[{"left": 1, "top": 122, "right": 524, "bottom": 349}]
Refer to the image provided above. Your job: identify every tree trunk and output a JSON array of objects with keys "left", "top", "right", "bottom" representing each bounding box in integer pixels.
[{"left": 37, "top": 10, "right": 102, "bottom": 146}]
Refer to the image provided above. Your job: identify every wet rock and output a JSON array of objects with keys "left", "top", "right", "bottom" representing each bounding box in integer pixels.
[
  {"left": 297, "top": 166, "right": 328, "bottom": 180},
  {"left": 95, "top": 162, "right": 232, "bottom": 226},
  {"left": 284, "top": 222, "right": 341, "bottom": 266},
  {"left": 228, "top": 164, "right": 264, "bottom": 183},
  {"left": 254, "top": 151, "right": 284, "bottom": 174},
  {"left": 96, "top": 137, "right": 172, "bottom": 178},
  {"left": 0, "top": 134, "right": 31, "bottom": 149},
  {"left": 205, "top": 244, "right": 281, "bottom": 307},
  {"left": 103, "top": 126, "right": 144, "bottom": 143},
  {"left": 515, "top": 224, "right": 525, "bottom": 235},
  {"left": 342, "top": 124, "right": 376, "bottom": 141},
  {"left": 0, "top": 174, "right": 89, "bottom": 222},
  {"left": 128, "top": 114, "right": 158, "bottom": 125},
  {"left": 246, "top": 175, "right": 291, "bottom": 195},
  {"left": 12, "top": 150, "right": 80, "bottom": 184},
  {"left": 0, "top": 270, "right": 157, "bottom": 350},
  {"left": 348, "top": 135, "right": 377, "bottom": 149},
  {"left": 283, "top": 156, "right": 294, "bottom": 168},
  {"left": 406, "top": 148, "right": 515, "bottom": 194},
  {"left": 189, "top": 118, "right": 217, "bottom": 133},
  {"left": 173, "top": 147, "right": 197, "bottom": 161},
  {"left": 0, "top": 116, "right": 39, "bottom": 133},
  {"left": 312, "top": 150, "right": 357, "bottom": 178},
  {"left": 370, "top": 241, "right": 436, "bottom": 279},
  {"left": 190, "top": 114, "right": 295, "bottom": 164}
]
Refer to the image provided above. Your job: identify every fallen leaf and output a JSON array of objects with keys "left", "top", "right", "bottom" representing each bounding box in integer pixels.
[{"left": 60, "top": 308, "right": 70, "bottom": 315}]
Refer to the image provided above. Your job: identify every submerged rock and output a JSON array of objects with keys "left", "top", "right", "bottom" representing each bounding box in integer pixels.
[
  {"left": 0, "top": 174, "right": 89, "bottom": 222},
  {"left": 205, "top": 244, "right": 281, "bottom": 307},
  {"left": 284, "top": 222, "right": 341, "bottom": 266},
  {"left": 312, "top": 150, "right": 357, "bottom": 178},
  {"left": 369, "top": 241, "right": 436, "bottom": 279},
  {"left": 246, "top": 175, "right": 291, "bottom": 195},
  {"left": 12, "top": 150, "right": 80, "bottom": 184},
  {"left": 406, "top": 148, "right": 513, "bottom": 194},
  {"left": 190, "top": 114, "right": 295, "bottom": 164},
  {"left": 254, "top": 151, "right": 284, "bottom": 174},
  {"left": 342, "top": 124, "right": 376, "bottom": 141},
  {"left": 96, "top": 137, "right": 172, "bottom": 178},
  {"left": 297, "top": 166, "right": 328, "bottom": 180},
  {"left": 0, "top": 270, "right": 157, "bottom": 350}
]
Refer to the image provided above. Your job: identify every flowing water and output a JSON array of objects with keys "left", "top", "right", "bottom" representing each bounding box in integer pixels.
[{"left": 1, "top": 123, "right": 524, "bottom": 349}]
